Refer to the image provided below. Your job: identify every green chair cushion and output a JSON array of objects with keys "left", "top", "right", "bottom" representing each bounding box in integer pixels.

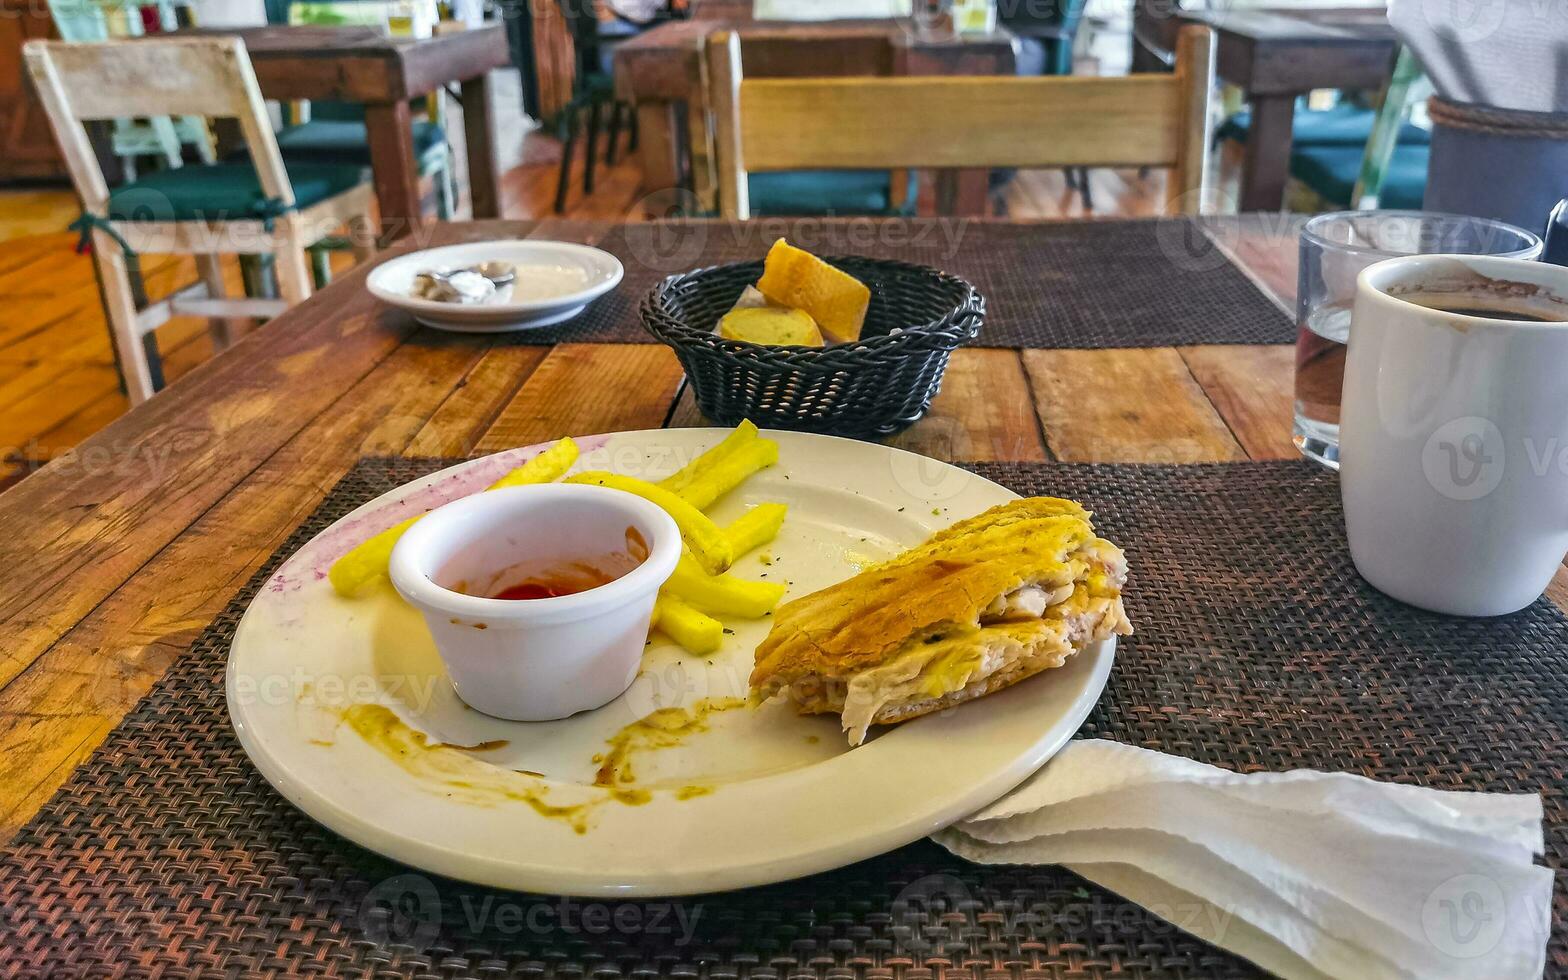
[
  {"left": 747, "top": 170, "right": 919, "bottom": 217},
  {"left": 1218, "top": 101, "right": 1431, "bottom": 148},
  {"left": 273, "top": 119, "right": 447, "bottom": 164},
  {"left": 106, "top": 161, "right": 365, "bottom": 222},
  {"left": 1290, "top": 143, "right": 1428, "bottom": 210}
]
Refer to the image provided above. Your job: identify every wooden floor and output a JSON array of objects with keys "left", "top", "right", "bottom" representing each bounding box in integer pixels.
[{"left": 0, "top": 129, "right": 1169, "bottom": 491}]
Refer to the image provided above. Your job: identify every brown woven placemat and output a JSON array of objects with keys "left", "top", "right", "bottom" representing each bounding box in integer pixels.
[
  {"left": 2, "top": 457, "right": 1563, "bottom": 979},
  {"left": 512, "top": 219, "right": 1293, "bottom": 349}
]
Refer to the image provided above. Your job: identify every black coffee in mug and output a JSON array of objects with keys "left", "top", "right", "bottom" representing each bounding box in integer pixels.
[{"left": 1403, "top": 294, "right": 1568, "bottom": 322}]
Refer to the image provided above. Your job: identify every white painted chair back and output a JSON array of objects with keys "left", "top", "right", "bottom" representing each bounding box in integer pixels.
[
  {"left": 24, "top": 37, "right": 295, "bottom": 218},
  {"left": 45, "top": 0, "right": 216, "bottom": 173},
  {"left": 23, "top": 36, "right": 376, "bottom": 406}
]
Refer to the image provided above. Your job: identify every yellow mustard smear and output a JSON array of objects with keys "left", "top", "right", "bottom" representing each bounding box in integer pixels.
[
  {"left": 338, "top": 701, "right": 731, "bottom": 833},
  {"left": 594, "top": 696, "right": 746, "bottom": 788},
  {"left": 342, "top": 704, "right": 601, "bottom": 833}
]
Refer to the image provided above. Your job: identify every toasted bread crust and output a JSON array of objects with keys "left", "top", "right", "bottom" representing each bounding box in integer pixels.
[{"left": 751, "top": 497, "right": 1111, "bottom": 687}]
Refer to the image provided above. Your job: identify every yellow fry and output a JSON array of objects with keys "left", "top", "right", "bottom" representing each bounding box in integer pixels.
[
  {"left": 652, "top": 594, "right": 724, "bottom": 655},
  {"left": 488, "top": 436, "right": 580, "bottom": 489},
  {"left": 566, "top": 471, "right": 733, "bottom": 573},
  {"left": 331, "top": 437, "right": 578, "bottom": 598},
  {"left": 665, "top": 553, "right": 785, "bottom": 618},
  {"left": 658, "top": 420, "right": 759, "bottom": 497},
  {"left": 724, "top": 502, "right": 787, "bottom": 557},
  {"left": 329, "top": 515, "right": 422, "bottom": 598},
  {"left": 673, "top": 438, "right": 778, "bottom": 510}
]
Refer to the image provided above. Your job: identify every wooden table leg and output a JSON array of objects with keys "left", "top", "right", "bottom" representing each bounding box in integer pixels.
[
  {"left": 461, "top": 72, "right": 501, "bottom": 220},
  {"left": 1239, "top": 93, "right": 1296, "bottom": 212},
  {"left": 635, "top": 100, "right": 682, "bottom": 199},
  {"left": 951, "top": 171, "right": 992, "bottom": 217},
  {"left": 364, "top": 100, "right": 423, "bottom": 243}
]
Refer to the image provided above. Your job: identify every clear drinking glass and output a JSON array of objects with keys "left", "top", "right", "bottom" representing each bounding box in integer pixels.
[{"left": 1295, "top": 211, "right": 1543, "bottom": 469}]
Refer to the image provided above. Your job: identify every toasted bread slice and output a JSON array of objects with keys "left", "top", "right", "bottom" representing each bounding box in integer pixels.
[
  {"left": 755, "top": 238, "right": 871, "bottom": 343},
  {"left": 718, "top": 306, "right": 825, "bottom": 347}
]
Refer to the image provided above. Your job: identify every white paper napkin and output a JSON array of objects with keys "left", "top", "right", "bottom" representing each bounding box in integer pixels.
[
  {"left": 1389, "top": 0, "right": 1568, "bottom": 112},
  {"left": 932, "top": 740, "right": 1554, "bottom": 980}
]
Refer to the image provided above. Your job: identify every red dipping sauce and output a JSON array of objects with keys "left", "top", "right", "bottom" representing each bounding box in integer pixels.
[
  {"left": 492, "top": 581, "right": 575, "bottom": 601},
  {"left": 483, "top": 526, "right": 650, "bottom": 601}
]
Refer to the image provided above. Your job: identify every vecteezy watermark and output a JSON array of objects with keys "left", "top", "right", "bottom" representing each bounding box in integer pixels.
[
  {"left": 1419, "top": 0, "right": 1511, "bottom": 43},
  {"left": 1421, "top": 417, "right": 1506, "bottom": 501},
  {"left": 889, "top": 873, "right": 1236, "bottom": 954},
  {"left": 1152, "top": 189, "right": 1268, "bottom": 274},
  {"left": 357, "top": 873, "right": 704, "bottom": 950},
  {"left": 1421, "top": 873, "right": 1507, "bottom": 960},
  {"left": 1420, "top": 418, "right": 1568, "bottom": 501},
  {"left": 887, "top": 420, "right": 975, "bottom": 504},
  {"left": 360, "top": 874, "right": 444, "bottom": 948},
  {"left": 227, "top": 665, "right": 445, "bottom": 713}
]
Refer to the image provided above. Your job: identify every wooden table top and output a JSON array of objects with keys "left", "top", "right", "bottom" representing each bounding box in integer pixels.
[
  {"left": 614, "top": 16, "right": 1014, "bottom": 100},
  {"left": 1137, "top": 4, "right": 1395, "bottom": 95},
  {"left": 2, "top": 215, "right": 1562, "bottom": 844},
  {"left": 1179, "top": 5, "right": 1396, "bottom": 44},
  {"left": 615, "top": 15, "right": 1013, "bottom": 53},
  {"left": 174, "top": 24, "right": 511, "bottom": 101}
]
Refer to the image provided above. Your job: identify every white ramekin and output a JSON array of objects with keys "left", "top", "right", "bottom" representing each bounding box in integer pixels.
[{"left": 388, "top": 484, "right": 680, "bottom": 720}]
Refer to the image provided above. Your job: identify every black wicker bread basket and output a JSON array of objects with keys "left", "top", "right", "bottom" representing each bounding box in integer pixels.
[{"left": 641, "top": 256, "right": 984, "bottom": 438}]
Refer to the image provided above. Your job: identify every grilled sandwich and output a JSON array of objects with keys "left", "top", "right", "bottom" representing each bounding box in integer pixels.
[{"left": 750, "top": 497, "right": 1131, "bottom": 745}]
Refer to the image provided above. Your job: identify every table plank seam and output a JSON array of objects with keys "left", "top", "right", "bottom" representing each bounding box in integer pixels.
[
  {"left": 0, "top": 326, "right": 418, "bottom": 683},
  {"left": 408, "top": 337, "right": 542, "bottom": 455}
]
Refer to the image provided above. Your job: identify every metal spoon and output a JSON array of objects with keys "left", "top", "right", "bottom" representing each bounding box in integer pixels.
[{"left": 423, "top": 261, "right": 516, "bottom": 288}]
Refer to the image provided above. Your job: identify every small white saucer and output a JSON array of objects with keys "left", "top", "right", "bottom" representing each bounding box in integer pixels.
[{"left": 367, "top": 240, "right": 624, "bottom": 333}]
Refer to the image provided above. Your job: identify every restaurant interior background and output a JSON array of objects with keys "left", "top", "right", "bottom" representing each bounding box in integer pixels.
[{"left": 0, "top": 0, "right": 1365, "bottom": 488}]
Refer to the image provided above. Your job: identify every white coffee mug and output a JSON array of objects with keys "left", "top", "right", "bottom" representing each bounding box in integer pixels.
[{"left": 1340, "top": 254, "right": 1568, "bottom": 616}]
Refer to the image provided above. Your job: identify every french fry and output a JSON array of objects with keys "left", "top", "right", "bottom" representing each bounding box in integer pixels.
[
  {"left": 328, "top": 515, "right": 422, "bottom": 598},
  {"left": 566, "top": 471, "right": 733, "bottom": 573},
  {"left": 329, "top": 436, "right": 578, "bottom": 598},
  {"left": 672, "top": 438, "right": 779, "bottom": 510},
  {"left": 665, "top": 553, "right": 785, "bottom": 618},
  {"left": 658, "top": 421, "right": 759, "bottom": 497},
  {"left": 488, "top": 436, "right": 580, "bottom": 489},
  {"left": 652, "top": 594, "right": 723, "bottom": 655},
  {"left": 724, "top": 503, "right": 787, "bottom": 557}
]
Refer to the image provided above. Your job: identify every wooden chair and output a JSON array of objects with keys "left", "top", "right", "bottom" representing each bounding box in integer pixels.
[
  {"left": 279, "top": 0, "right": 459, "bottom": 221},
  {"left": 46, "top": 0, "right": 218, "bottom": 178},
  {"left": 552, "top": 0, "right": 640, "bottom": 213},
  {"left": 697, "top": 31, "right": 916, "bottom": 218},
  {"left": 24, "top": 37, "right": 377, "bottom": 404},
  {"left": 704, "top": 25, "right": 1217, "bottom": 220}
]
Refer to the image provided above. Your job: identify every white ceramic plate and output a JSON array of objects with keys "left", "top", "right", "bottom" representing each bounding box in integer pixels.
[
  {"left": 226, "top": 429, "right": 1114, "bottom": 896},
  {"left": 366, "top": 240, "right": 624, "bottom": 333}
]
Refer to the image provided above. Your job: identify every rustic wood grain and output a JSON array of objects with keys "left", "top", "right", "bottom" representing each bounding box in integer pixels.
[
  {"left": 665, "top": 384, "right": 706, "bottom": 429},
  {"left": 472, "top": 344, "right": 685, "bottom": 452},
  {"left": 1547, "top": 564, "right": 1568, "bottom": 612},
  {"left": 404, "top": 343, "right": 549, "bottom": 458},
  {"left": 0, "top": 333, "right": 483, "bottom": 842},
  {"left": 887, "top": 349, "right": 1047, "bottom": 463},
  {"left": 1022, "top": 347, "right": 1246, "bottom": 463},
  {"left": 0, "top": 260, "right": 405, "bottom": 694},
  {"left": 1179, "top": 344, "right": 1296, "bottom": 460}
]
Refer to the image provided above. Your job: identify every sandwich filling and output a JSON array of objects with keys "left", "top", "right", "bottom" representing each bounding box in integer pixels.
[{"left": 750, "top": 498, "right": 1132, "bottom": 745}]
